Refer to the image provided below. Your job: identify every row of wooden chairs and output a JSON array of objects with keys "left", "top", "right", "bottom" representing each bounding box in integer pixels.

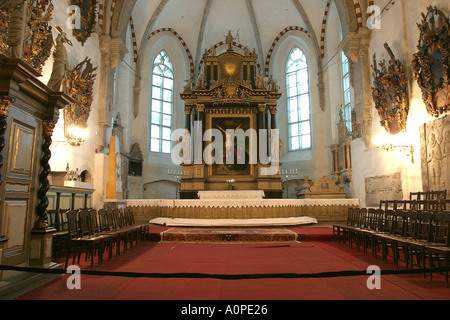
[
  {"left": 333, "top": 208, "right": 450, "bottom": 287},
  {"left": 380, "top": 199, "right": 449, "bottom": 214},
  {"left": 51, "top": 207, "right": 149, "bottom": 268},
  {"left": 410, "top": 190, "right": 447, "bottom": 202}
]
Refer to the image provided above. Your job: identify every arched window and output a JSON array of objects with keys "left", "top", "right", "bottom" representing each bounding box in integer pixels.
[
  {"left": 286, "top": 47, "right": 311, "bottom": 151},
  {"left": 341, "top": 51, "right": 352, "bottom": 136},
  {"left": 150, "top": 51, "right": 173, "bottom": 154}
]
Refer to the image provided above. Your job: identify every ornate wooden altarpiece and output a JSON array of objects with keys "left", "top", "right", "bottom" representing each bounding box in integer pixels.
[{"left": 179, "top": 37, "right": 283, "bottom": 199}]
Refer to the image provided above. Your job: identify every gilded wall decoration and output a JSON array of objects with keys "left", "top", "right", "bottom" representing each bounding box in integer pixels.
[
  {"left": 64, "top": 57, "right": 97, "bottom": 130},
  {"left": 71, "top": 0, "right": 98, "bottom": 46},
  {"left": 0, "top": 0, "right": 54, "bottom": 73},
  {"left": 419, "top": 114, "right": 450, "bottom": 192},
  {"left": 412, "top": 6, "right": 449, "bottom": 118},
  {"left": 371, "top": 43, "right": 409, "bottom": 135}
]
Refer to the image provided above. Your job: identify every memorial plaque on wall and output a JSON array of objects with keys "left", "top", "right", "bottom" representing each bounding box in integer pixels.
[
  {"left": 419, "top": 114, "right": 450, "bottom": 192},
  {"left": 365, "top": 172, "right": 403, "bottom": 207}
]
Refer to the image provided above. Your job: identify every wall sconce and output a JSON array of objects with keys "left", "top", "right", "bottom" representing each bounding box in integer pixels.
[
  {"left": 376, "top": 143, "right": 415, "bottom": 163},
  {"left": 66, "top": 126, "right": 88, "bottom": 147}
]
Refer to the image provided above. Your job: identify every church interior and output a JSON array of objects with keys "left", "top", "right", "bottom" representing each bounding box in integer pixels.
[{"left": 0, "top": 0, "right": 449, "bottom": 302}]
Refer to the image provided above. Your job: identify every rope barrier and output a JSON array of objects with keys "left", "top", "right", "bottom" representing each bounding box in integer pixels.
[{"left": 0, "top": 264, "right": 448, "bottom": 281}]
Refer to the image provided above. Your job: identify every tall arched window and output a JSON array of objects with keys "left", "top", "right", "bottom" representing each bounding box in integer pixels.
[
  {"left": 150, "top": 51, "right": 173, "bottom": 154},
  {"left": 341, "top": 51, "right": 352, "bottom": 136},
  {"left": 286, "top": 47, "right": 311, "bottom": 151}
]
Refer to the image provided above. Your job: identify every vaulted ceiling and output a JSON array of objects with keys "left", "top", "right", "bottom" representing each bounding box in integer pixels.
[{"left": 106, "top": 0, "right": 369, "bottom": 72}]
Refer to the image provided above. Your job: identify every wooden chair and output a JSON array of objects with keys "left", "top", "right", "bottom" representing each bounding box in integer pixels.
[
  {"left": 49, "top": 210, "right": 68, "bottom": 261},
  {"left": 98, "top": 209, "right": 122, "bottom": 256},
  {"left": 408, "top": 211, "right": 435, "bottom": 277},
  {"left": 373, "top": 210, "right": 396, "bottom": 262},
  {"left": 333, "top": 207, "right": 355, "bottom": 244},
  {"left": 65, "top": 210, "right": 110, "bottom": 268},
  {"left": 427, "top": 212, "right": 450, "bottom": 287},
  {"left": 392, "top": 211, "right": 418, "bottom": 268},
  {"left": 109, "top": 209, "right": 131, "bottom": 253},
  {"left": 119, "top": 208, "right": 141, "bottom": 247},
  {"left": 360, "top": 209, "right": 385, "bottom": 255},
  {"left": 88, "top": 209, "right": 114, "bottom": 261}
]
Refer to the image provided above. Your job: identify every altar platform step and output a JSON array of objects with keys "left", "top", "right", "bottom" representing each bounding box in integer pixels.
[
  {"left": 146, "top": 219, "right": 335, "bottom": 243},
  {"left": 160, "top": 228, "right": 299, "bottom": 244}
]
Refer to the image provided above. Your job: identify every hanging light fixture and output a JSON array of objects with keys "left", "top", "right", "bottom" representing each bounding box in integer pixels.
[{"left": 66, "top": 126, "right": 88, "bottom": 146}]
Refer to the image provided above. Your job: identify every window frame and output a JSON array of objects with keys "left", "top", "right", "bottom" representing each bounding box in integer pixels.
[
  {"left": 150, "top": 51, "right": 174, "bottom": 154},
  {"left": 285, "top": 47, "right": 312, "bottom": 152},
  {"left": 341, "top": 50, "right": 352, "bottom": 136}
]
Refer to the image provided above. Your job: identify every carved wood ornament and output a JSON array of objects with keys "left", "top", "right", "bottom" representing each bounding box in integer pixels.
[
  {"left": 371, "top": 43, "right": 409, "bottom": 135},
  {"left": 412, "top": 6, "right": 450, "bottom": 118},
  {"left": 71, "top": 0, "right": 98, "bottom": 45},
  {"left": 64, "top": 57, "right": 97, "bottom": 131},
  {"left": 0, "top": 0, "right": 54, "bottom": 73}
]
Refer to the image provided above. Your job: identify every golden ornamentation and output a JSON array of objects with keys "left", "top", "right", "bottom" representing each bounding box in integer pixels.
[
  {"left": 412, "top": 6, "right": 449, "bottom": 118},
  {"left": 71, "top": 0, "right": 98, "bottom": 45},
  {"left": 42, "top": 120, "right": 56, "bottom": 137},
  {"left": 371, "top": 43, "right": 409, "bottom": 135},
  {"left": 0, "top": 96, "right": 14, "bottom": 118},
  {"left": 63, "top": 57, "right": 97, "bottom": 130},
  {"left": 0, "top": 0, "right": 54, "bottom": 73}
]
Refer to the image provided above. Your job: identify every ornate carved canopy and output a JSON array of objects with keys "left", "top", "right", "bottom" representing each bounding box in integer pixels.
[
  {"left": 412, "top": 6, "right": 449, "bottom": 118},
  {"left": 0, "top": 0, "right": 54, "bottom": 73},
  {"left": 63, "top": 57, "right": 97, "bottom": 130},
  {"left": 71, "top": 0, "right": 98, "bottom": 45},
  {"left": 371, "top": 43, "right": 409, "bottom": 135}
]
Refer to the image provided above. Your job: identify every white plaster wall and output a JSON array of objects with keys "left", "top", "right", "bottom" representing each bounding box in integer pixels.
[
  {"left": 130, "top": 33, "right": 190, "bottom": 199},
  {"left": 351, "top": 0, "right": 450, "bottom": 206},
  {"left": 270, "top": 32, "right": 329, "bottom": 197},
  {"left": 41, "top": 0, "right": 101, "bottom": 196}
]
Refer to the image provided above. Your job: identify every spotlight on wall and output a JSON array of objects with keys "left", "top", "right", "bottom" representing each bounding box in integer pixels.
[
  {"left": 66, "top": 126, "right": 88, "bottom": 147},
  {"left": 376, "top": 143, "right": 415, "bottom": 164}
]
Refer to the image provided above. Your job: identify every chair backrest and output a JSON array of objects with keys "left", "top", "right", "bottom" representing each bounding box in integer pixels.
[
  {"left": 346, "top": 207, "right": 354, "bottom": 226},
  {"left": 403, "top": 210, "right": 418, "bottom": 238},
  {"left": 125, "top": 207, "right": 136, "bottom": 226},
  {"left": 48, "top": 210, "right": 59, "bottom": 230},
  {"left": 66, "top": 210, "right": 80, "bottom": 239},
  {"left": 111, "top": 209, "right": 122, "bottom": 229},
  {"left": 410, "top": 191, "right": 429, "bottom": 202},
  {"left": 392, "top": 210, "right": 407, "bottom": 236},
  {"left": 382, "top": 210, "right": 396, "bottom": 233},
  {"left": 429, "top": 190, "right": 447, "bottom": 201},
  {"left": 414, "top": 211, "right": 434, "bottom": 242},
  {"left": 98, "top": 209, "right": 110, "bottom": 232},
  {"left": 88, "top": 209, "right": 100, "bottom": 234},
  {"left": 351, "top": 208, "right": 361, "bottom": 227},
  {"left": 359, "top": 208, "right": 369, "bottom": 229},
  {"left": 433, "top": 212, "right": 450, "bottom": 246},
  {"left": 78, "top": 210, "right": 92, "bottom": 237},
  {"left": 371, "top": 209, "right": 385, "bottom": 231}
]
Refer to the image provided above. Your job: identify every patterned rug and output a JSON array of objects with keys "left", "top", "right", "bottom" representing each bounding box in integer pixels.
[{"left": 160, "top": 228, "right": 299, "bottom": 243}]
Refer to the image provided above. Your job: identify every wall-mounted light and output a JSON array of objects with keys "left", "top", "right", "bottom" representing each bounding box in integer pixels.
[
  {"left": 376, "top": 143, "right": 415, "bottom": 163},
  {"left": 66, "top": 126, "right": 88, "bottom": 147}
]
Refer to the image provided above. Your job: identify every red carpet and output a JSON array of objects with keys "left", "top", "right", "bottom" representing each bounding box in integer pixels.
[{"left": 14, "top": 227, "right": 450, "bottom": 301}]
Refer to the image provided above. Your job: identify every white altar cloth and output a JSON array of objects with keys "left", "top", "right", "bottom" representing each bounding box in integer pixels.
[
  {"left": 198, "top": 190, "right": 265, "bottom": 200},
  {"left": 150, "top": 217, "right": 318, "bottom": 227},
  {"left": 126, "top": 198, "right": 360, "bottom": 208}
]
